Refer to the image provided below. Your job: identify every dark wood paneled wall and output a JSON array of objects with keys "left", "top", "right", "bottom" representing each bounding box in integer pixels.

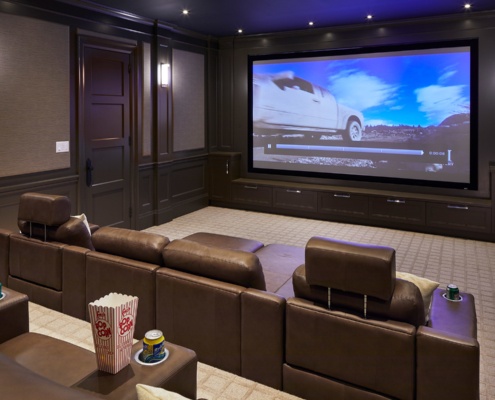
[
  {"left": 216, "top": 12, "right": 495, "bottom": 203},
  {"left": 2, "top": 0, "right": 494, "bottom": 238},
  {"left": 0, "top": 0, "right": 215, "bottom": 231}
]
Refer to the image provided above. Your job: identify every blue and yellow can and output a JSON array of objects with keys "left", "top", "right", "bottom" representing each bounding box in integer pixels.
[{"left": 142, "top": 329, "right": 165, "bottom": 363}]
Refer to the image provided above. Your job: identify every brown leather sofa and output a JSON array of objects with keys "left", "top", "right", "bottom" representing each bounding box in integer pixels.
[
  {"left": 0, "top": 288, "right": 101, "bottom": 399},
  {"left": 156, "top": 238, "right": 295, "bottom": 389},
  {"left": 85, "top": 226, "right": 170, "bottom": 338},
  {"left": 0, "top": 192, "right": 98, "bottom": 320},
  {"left": 283, "top": 236, "right": 479, "bottom": 400},
  {"left": 0, "top": 287, "right": 198, "bottom": 400},
  {"left": 0, "top": 193, "right": 480, "bottom": 399},
  {"left": 0, "top": 193, "right": 171, "bottom": 338}
]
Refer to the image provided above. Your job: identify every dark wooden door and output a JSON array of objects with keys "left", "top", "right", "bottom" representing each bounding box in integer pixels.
[{"left": 80, "top": 40, "right": 134, "bottom": 228}]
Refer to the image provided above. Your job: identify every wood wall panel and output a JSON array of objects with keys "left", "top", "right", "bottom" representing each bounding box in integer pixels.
[
  {"left": 0, "top": 178, "right": 78, "bottom": 231},
  {"left": 155, "top": 157, "right": 208, "bottom": 225},
  {"left": 170, "top": 161, "right": 206, "bottom": 201},
  {"left": 137, "top": 166, "right": 155, "bottom": 229},
  {"left": 172, "top": 49, "right": 205, "bottom": 152},
  {"left": 141, "top": 42, "right": 152, "bottom": 158}
]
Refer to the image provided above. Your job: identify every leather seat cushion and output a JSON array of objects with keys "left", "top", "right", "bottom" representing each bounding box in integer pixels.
[
  {"left": 92, "top": 227, "right": 169, "bottom": 266},
  {"left": 255, "top": 244, "right": 304, "bottom": 294},
  {"left": 0, "top": 353, "right": 99, "bottom": 399},
  {"left": 0, "top": 332, "right": 96, "bottom": 387},
  {"left": 162, "top": 239, "right": 266, "bottom": 290},
  {"left": 183, "top": 232, "right": 264, "bottom": 252}
]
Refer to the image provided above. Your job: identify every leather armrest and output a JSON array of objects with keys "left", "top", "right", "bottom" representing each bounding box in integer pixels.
[
  {"left": 428, "top": 288, "right": 477, "bottom": 338},
  {"left": 0, "top": 288, "right": 29, "bottom": 344},
  {"left": 416, "top": 325, "right": 479, "bottom": 400},
  {"left": 0, "top": 228, "right": 13, "bottom": 286},
  {"left": 417, "top": 288, "right": 479, "bottom": 400},
  {"left": 241, "top": 288, "right": 285, "bottom": 389}
]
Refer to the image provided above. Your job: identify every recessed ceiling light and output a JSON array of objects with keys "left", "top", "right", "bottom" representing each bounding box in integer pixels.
[
  {"left": 182, "top": 9, "right": 189, "bottom": 15},
  {"left": 464, "top": 3, "right": 472, "bottom": 10},
  {"left": 308, "top": 21, "right": 314, "bottom": 27},
  {"left": 366, "top": 14, "right": 373, "bottom": 20},
  {"left": 237, "top": 29, "right": 243, "bottom": 34}
]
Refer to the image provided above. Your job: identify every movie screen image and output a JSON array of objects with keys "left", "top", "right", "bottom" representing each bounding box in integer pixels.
[{"left": 248, "top": 40, "right": 477, "bottom": 189}]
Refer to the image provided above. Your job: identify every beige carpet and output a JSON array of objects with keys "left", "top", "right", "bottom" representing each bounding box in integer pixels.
[
  {"left": 145, "top": 206, "right": 494, "bottom": 400},
  {"left": 30, "top": 206, "right": 494, "bottom": 399}
]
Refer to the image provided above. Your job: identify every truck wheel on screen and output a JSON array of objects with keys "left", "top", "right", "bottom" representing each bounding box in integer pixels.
[{"left": 344, "top": 120, "right": 362, "bottom": 142}]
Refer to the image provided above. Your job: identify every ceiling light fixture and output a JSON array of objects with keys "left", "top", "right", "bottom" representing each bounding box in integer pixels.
[
  {"left": 308, "top": 21, "right": 314, "bottom": 27},
  {"left": 237, "top": 29, "right": 243, "bottom": 34},
  {"left": 464, "top": 3, "right": 472, "bottom": 10},
  {"left": 182, "top": 9, "right": 189, "bottom": 15},
  {"left": 366, "top": 14, "right": 373, "bottom": 20}
]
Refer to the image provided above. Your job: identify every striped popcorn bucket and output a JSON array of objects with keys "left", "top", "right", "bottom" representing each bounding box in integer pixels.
[{"left": 88, "top": 293, "right": 139, "bottom": 374}]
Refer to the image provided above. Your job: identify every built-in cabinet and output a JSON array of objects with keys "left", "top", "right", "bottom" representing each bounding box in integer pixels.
[
  {"left": 426, "top": 202, "right": 492, "bottom": 234},
  {"left": 209, "top": 153, "right": 495, "bottom": 241},
  {"left": 209, "top": 152, "right": 240, "bottom": 202},
  {"left": 273, "top": 188, "right": 318, "bottom": 213},
  {"left": 318, "top": 192, "right": 368, "bottom": 218},
  {"left": 369, "top": 197, "right": 426, "bottom": 226},
  {"left": 232, "top": 183, "right": 272, "bottom": 207}
]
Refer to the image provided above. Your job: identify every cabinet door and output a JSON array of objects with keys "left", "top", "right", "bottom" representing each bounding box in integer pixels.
[
  {"left": 319, "top": 192, "right": 368, "bottom": 218},
  {"left": 369, "top": 197, "right": 425, "bottom": 225},
  {"left": 209, "top": 153, "right": 240, "bottom": 202},
  {"left": 427, "top": 203, "right": 492, "bottom": 233},
  {"left": 273, "top": 188, "right": 317, "bottom": 212},
  {"left": 232, "top": 183, "right": 272, "bottom": 207}
]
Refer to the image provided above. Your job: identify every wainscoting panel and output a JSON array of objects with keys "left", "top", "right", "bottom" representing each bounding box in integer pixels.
[
  {"left": 154, "top": 157, "right": 208, "bottom": 226},
  {"left": 0, "top": 178, "right": 79, "bottom": 231}
]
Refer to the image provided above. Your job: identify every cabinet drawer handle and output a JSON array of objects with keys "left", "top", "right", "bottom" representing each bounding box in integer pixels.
[
  {"left": 387, "top": 199, "right": 405, "bottom": 204},
  {"left": 287, "top": 189, "right": 302, "bottom": 194},
  {"left": 334, "top": 193, "right": 350, "bottom": 199},
  {"left": 244, "top": 185, "right": 258, "bottom": 190},
  {"left": 225, "top": 160, "right": 229, "bottom": 175},
  {"left": 447, "top": 205, "right": 469, "bottom": 210}
]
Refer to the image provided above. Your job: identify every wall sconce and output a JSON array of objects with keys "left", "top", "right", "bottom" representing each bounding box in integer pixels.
[{"left": 161, "top": 63, "right": 170, "bottom": 87}]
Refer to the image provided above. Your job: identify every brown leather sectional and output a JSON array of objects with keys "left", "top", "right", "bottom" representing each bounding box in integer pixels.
[
  {"left": 0, "top": 287, "right": 197, "bottom": 399},
  {"left": 0, "top": 193, "right": 480, "bottom": 399}
]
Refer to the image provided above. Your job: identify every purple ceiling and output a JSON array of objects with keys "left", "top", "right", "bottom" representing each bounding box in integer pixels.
[{"left": 83, "top": 0, "right": 495, "bottom": 37}]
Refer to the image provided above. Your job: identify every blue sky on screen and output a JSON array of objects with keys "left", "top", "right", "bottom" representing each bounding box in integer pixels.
[{"left": 253, "top": 48, "right": 470, "bottom": 127}]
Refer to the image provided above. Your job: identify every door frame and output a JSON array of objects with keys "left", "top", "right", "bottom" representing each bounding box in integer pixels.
[{"left": 77, "top": 34, "right": 139, "bottom": 228}]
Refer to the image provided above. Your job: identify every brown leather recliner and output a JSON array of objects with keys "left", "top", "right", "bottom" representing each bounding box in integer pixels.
[
  {"left": 0, "top": 287, "right": 198, "bottom": 400},
  {"left": 85, "top": 226, "right": 170, "bottom": 339},
  {"left": 156, "top": 238, "right": 286, "bottom": 390},
  {"left": 0, "top": 288, "right": 101, "bottom": 399},
  {"left": 284, "top": 236, "right": 479, "bottom": 400},
  {"left": 157, "top": 239, "right": 266, "bottom": 374},
  {"left": 3, "top": 193, "right": 97, "bottom": 319}
]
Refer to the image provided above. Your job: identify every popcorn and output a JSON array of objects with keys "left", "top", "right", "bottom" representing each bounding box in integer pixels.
[{"left": 88, "top": 293, "right": 139, "bottom": 374}]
